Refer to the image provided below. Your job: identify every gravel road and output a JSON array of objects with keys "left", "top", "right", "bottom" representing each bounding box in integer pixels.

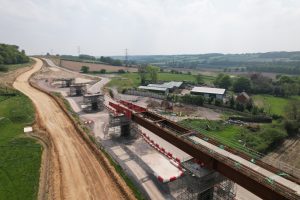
[{"left": 13, "top": 58, "right": 134, "bottom": 200}]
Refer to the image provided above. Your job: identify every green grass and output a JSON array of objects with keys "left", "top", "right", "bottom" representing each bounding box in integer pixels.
[
  {"left": 180, "top": 118, "right": 288, "bottom": 156},
  {"left": 253, "top": 95, "right": 300, "bottom": 115},
  {"left": 107, "top": 72, "right": 215, "bottom": 91},
  {"left": 180, "top": 119, "right": 264, "bottom": 158},
  {"left": 0, "top": 91, "right": 41, "bottom": 200}
]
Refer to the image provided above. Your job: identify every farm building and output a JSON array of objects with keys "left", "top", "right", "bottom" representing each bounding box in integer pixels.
[
  {"left": 236, "top": 92, "right": 251, "bottom": 104},
  {"left": 138, "top": 81, "right": 183, "bottom": 94},
  {"left": 138, "top": 85, "right": 169, "bottom": 94},
  {"left": 190, "top": 86, "right": 226, "bottom": 100}
]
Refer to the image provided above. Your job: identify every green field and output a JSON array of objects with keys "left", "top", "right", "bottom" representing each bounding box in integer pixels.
[
  {"left": 0, "top": 91, "right": 41, "bottom": 200},
  {"left": 179, "top": 119, "right": 269, "bottom": 159},
  {"left": 253, "top": 95, "right": 300, "bottom": 116},
  {"left": 180, "top": 119, "right": 243, "bottom": 146},
  {"left": 107, "top": 72, "right": 215, "bottom": 91}
]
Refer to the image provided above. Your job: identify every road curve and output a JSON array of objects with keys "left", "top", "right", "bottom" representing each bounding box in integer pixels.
[{"left": 13, "top": 58, "right": 127, "bottom": 200}]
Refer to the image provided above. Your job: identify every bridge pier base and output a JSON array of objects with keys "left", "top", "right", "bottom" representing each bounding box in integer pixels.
[{"left": 120, "top": 123, "right": 131, "bottom": 137}]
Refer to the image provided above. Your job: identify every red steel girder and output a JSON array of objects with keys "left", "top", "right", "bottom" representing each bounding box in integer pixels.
[{"left": 132, "top": 113, "right": 297, "bottom": 200}]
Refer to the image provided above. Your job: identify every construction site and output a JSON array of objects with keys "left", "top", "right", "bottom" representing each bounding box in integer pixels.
[{"left": 14, "top": 57, "right": 295, "bottom": 200}]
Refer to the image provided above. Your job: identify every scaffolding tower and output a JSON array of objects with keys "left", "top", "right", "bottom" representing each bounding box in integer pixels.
[
  {"left": 109, "top": 113, "right": 131, "bottom": 137},
  {"left": 69, "top": 84, "right": 86, "bottom": 96},
  {"left": 174, "top": 159, "right": 236, "bottom": 200},
  {"left": 81, "top": 93, "right": 104, "bottom": 112},
  {"left": 54, "top": 78, "right": 75, "bottom": 88}
]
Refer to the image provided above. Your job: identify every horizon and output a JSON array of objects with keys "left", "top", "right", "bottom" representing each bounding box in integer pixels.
[{"left": 44, "top": 50, "right": 300, "bottom": 58}]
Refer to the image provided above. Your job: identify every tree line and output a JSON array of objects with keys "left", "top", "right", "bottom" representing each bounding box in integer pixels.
[
  {"left": 61, "top": 54, "right": 123, "bottom": 66},
  {"left": 213, "top": 73, "right": 300, "bottom": 97},
  {"left": 0, "top": 43, "right": 29, "bottom": 65}
]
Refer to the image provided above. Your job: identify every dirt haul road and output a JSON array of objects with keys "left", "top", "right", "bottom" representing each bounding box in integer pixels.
[{"left": 13, "top": 58, "right": 133, "bottom": 200}]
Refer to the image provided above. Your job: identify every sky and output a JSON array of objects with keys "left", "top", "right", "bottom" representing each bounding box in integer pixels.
[{"left": 0, "top": 0, "right": 300, "bottom": 56}]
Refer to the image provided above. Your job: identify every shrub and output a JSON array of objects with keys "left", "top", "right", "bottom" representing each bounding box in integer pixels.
[
  {"left": 284, "top": 120, "right": 299, "bottom": 136},
  {"left": 0, "top": 65, "right": 8, "bottom": 72},
  {"left": 109, "top": 89, "right": 114, "bottom": 98},
  {"left": 229, "top": 116, "right": 272, "bottom": 123},
  {"left": 229, "top": 96, "right": 235, "bottom": 108},
  {"left": 81, "top": 66, "right": 89, "bottom": 73},
  {"left": 180, "top": 94, "right": 204, "bottom": 106},
  {"left": 208, "top": 97, "right": 214, "bottom": 104},
  {"left": 118, "top": 69, "right": 126, "bottom": 73},
  {"left": 121, "top": 88, "right": 127, "bottom": 94},
  {"left": 272, "top": 114, "right": 282, "bottom": 120},
  {"left": 100, "top": 69, "right": 106, "bottom": 74},
  {"left": 236, "top": 103, "right": 245, "bottom": 112},
  {"left": 215, "top": 99, "right": 222, "bottom": 106}
]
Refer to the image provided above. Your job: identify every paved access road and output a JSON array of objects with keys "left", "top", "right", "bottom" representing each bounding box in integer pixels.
[{"left": 13, "top": 58, "right": 134, "bottom": 200}]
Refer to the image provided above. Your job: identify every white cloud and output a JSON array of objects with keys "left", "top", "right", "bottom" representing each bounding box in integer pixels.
[{"left": 0, "top": 0, "right": 300, "bottom": 55}]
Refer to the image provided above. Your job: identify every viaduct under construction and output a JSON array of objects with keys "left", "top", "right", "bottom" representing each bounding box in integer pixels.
[{"left": 106, "top": 100, "right": 300, "bottom": 200}]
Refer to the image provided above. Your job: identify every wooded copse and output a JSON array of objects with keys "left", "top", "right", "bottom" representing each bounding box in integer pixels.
[{"left": 0, "top": 43, "right": 29, "bottom": 65}]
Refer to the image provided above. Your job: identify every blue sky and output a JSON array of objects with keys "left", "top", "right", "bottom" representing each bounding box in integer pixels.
[{"left": 1, "top": 0, "right": 300, "bottom": 56}]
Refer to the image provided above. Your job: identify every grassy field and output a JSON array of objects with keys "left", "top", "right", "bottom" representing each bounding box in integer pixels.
[
  {"left": 180, "top": 118, "right": 289, "bottom": 156},
  {"left": 253, "top": 95, "right": 300, "bottom": 116},
  {"left": 179, "top": 119, "right": 276, "bottom": 158},
  {"left": 0, "top": 91, "right": 41, "bottom": 200},
  {"left": 107, "top": 72, "right": 215, "bottom": 91}
]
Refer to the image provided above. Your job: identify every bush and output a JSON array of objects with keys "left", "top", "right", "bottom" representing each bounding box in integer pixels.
[
  {"left": 272, "top": 114, "right": 282, "bottom": 120},
  {"left": 284, "top": 120, "right": 299, "bottom": 136},
  {"left": 121, "top": 88, "right": 127, "bottom": 94},
  {"left": 208, "top": 97, "right": 214, "bottom": 104},
  {"left": 0, "top": 65, "right": 8, "bottom": 72},
  {"left": 180, "top": 94, "right": 204, "bottom": 106},
  {"left": 81, "top": 66, "right": 89, "bottom": 73},
  {"left": 246, "top": 101, "right": 253, "bottom": 112},
  {"left": 214, "top": 99, "right": 222, "bottom": 106},
  {"left": 109, "top": 89, "right": 114, "bottom": 98},
  {"left": 229, "top": 116, "right": 272, "bottom": 123},
  {"left": 100, "top": 69, "right": 106, "bottom": 74},
  {"left": 229, "top": 96, "right": 235, "bottom": 108},
  {"left": 236, "top": 103, "right": 245, "bottom": 112},
  {"left": 252, "top": 106, "right": 259, "bottom": 115},
  {"left": 118, "top": 69, "right": 126, "bottom": 73}
]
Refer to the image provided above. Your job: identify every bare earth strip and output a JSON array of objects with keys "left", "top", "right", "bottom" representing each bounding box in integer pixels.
[
  {"left": 13, "top": 58, "right": 133, "bottom": 200},
  {"left": 61, "top": 59, "right": 138, "bottom": 72}
]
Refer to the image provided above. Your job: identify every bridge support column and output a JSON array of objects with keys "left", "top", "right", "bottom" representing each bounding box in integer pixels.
[
  {"left": 197, "top": 188, "right": 213, "bottom": 200},
  {"left": 121, "top": 123, "right": 130, "bottom": 137}
]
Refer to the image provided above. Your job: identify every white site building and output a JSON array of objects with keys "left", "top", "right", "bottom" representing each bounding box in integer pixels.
[{"left": 190, "top": 86, "right": 226, "bottom": 100}]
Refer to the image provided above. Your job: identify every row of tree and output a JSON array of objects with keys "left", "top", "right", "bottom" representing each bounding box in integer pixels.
[
  {"left": 0, "top": 43, "right": 29, "bottom": 65},
  {"left": 62, "top": 54, "right": 123, "bottom": 66},
  {"left": 213, "top": 73, "right": 300, "bottom": 97},
  {"left": 78, "top": 54, "right": 123, "bottom": 66}
]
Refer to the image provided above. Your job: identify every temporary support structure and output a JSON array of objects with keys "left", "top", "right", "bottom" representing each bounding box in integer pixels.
[
  {"left": 109, "top": 113, "right": 131, "bottom": 137},
  {"left": 69, "top": 84, "right": 86, "bottom": 96},
  {"left": 54, "top": 78, "right": 75, "bottom": 88},
  {"left": 82, "top": 93, "right": 104, "bottom": 112}
]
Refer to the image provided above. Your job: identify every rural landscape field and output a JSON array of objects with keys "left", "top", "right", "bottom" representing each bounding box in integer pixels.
[{"left": 1, "top": 1, "right": 300, "bottom": 200}]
